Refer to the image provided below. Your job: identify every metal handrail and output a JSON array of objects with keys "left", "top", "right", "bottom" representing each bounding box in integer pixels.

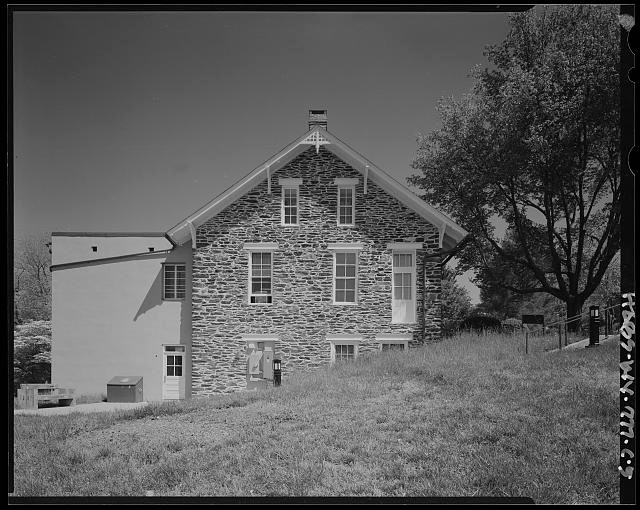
[{"left": 523, "top": 303, "right": 620, "bottom": 333}]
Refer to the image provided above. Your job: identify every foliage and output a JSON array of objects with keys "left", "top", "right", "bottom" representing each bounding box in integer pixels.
[
  {"left": 459, "top": 314, "right": 503, "bottom": 332},
  {"left": 410, "top": 5, "right": 621, "bottom": 330},
  {"left": 441, "top": 264, "right": 472, "bottom": 336},
  {"left": 14, "top": 320, "right": 52, "bottom": 394},
  {"left": 14, "top": 234, "right": 52, "bottom": 324}
]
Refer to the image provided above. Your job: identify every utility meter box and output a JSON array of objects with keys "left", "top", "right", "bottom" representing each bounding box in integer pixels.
[{"left": 107, "top": 376, "right": 144, "bottom": 402}]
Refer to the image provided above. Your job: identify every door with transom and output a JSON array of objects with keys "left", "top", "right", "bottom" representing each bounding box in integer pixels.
[
  {"left": 392, "top": 252, "right": 416, "bottom": 323},
  {"left": 163, "top": 345, "right": 186, "bottom": 400}
]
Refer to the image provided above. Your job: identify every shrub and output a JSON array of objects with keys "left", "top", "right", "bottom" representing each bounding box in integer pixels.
[
  {"left": 14, "top": 320, "right": 52, "bottom": 395},
  {"left": 459, "top": 315, "right": 503, "bottom": 333}
]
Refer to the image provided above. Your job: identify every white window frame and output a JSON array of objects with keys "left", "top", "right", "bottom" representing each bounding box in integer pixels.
[
  {"left": 162, "top": 263, "right": 187, "bottom": 301},
  {"left": 328, "top": 243, "right": 363, "bottom": 305},
  {"left": 376, "top": 334, "right": 411, "bottom": 351},
  {"left": 244, "top": 243, "right": 278, "bottom": 305},
  {"left": 388, "top": 242, "right": 420, "bottom": 324},
  {"left": 327, "top": 335, "right": 362, "bottom": 362},
  {"left": 334, "top": 178, "right": 358, "bottom": 227},
  {"left": 279, "top": 178, "right": 302, "bottom": 226}
]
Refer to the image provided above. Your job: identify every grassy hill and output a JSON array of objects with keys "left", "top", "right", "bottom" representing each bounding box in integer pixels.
[{"left": 13, "top": 332, "right": 618, "bottom": 502}]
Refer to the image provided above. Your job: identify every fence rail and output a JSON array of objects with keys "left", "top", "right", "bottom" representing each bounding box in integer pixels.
[{"left": 521, "top": 303, "right": 621, "bottom": 354}]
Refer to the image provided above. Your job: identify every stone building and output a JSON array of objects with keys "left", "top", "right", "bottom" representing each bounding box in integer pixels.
[{"left": 51, "top": 110, "right": 467, "bottom": 400}]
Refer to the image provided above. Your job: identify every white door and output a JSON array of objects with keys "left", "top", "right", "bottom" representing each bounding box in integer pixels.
[
  {"left": 392, "top": 252, "right": 416, "bottom": 323},
  {"left": 163, "top": 345, "right": 186, "bottom": 400}
]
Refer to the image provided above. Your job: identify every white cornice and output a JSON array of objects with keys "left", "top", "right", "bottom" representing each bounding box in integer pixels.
[
  {"left": 243, "top": 242, "right": 279, "bottom": 251},
  {"left": 278, "top": 177, "right": 303, "bottom": 186},
  {"left": 326, "top": 334, "right": 362, "bottom": 343},
  {"left": 327, "top": 242, "right": 364, "bottom": 251},
  {"left": 333, "top": 177, "right": 359, "bottom": 185},
  {"left": 387, "top": 242, "right": 423, "bottom": 251}
]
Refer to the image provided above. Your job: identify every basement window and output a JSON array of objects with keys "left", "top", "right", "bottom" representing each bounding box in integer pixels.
[
  {"left": 91, "top": 246, "right": 97, "bottom": 252},
  {"left": 163, "top": 263, "right": 186, "bottom": 300},
  {"left": 327, "top": 335, "right": 361, "bottom": 362},
  {"left": 376, "top": 335, "right": 411, "bottom": 351},
  {"left": 148, "top": 247, "right": 155, "bottom": 252}
]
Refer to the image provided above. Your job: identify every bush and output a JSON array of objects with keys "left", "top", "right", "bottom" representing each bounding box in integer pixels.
[
  {"left": 14, "top": 320, "right": 52, "bottom": 395},
  {"left": 459, "top": 315, "right": 503, "bottom": 333}
]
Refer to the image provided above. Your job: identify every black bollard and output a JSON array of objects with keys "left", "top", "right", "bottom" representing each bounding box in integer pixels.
[
  {"left": 587, "top": 305, "right": 600, "bottom": 348},
  {"left": 273, "top": 359, "right": 281, "bottom": 387}
]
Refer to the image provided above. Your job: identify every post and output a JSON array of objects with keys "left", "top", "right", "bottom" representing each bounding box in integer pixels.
[
  {"left": 564, "top": 322, "right": 568, "bottom": 347},
  {"left": 525, "top": 330, "right": 528, "bottom": 355},
  {"left": 587, "top": 305, "right": 600, "bottom": 348},
  {"left": 558, "top": 324, "right": 562, "bottom": 350}
]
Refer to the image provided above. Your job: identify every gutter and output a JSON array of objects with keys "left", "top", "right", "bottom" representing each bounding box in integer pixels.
[{"left": 50, "top": 248, "right": 174, "bottom": 272}]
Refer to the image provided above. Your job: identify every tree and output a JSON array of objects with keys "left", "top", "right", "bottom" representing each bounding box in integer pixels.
[
  {"left": 14, "top": 234, "right": 52, "bottom": 324},
  {"left": 410, "top": 5, "right": 620, "bottom": 331},
  {"left": 14, "top": 320, "right": 52, "bottom": 394},
  {"left": 441, "top": 265, "right": 472, "bottom": 336}
]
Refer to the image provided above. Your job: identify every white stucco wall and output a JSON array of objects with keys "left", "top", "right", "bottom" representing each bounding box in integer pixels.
[{"left": 51, "top": 238, "right": 192, "bottom": 402}]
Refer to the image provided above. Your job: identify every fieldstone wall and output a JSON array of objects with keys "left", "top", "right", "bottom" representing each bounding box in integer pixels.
[{"left": 191, "top": 147, "right": 441, "bottom": 394}]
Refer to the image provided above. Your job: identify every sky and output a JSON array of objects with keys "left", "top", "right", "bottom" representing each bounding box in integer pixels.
[{"left": 13, "top": 10, "right": 515, "bottom": 303}]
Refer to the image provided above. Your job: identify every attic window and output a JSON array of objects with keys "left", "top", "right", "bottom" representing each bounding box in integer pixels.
[
  {"left": 279, "top": 178, "right": 302, "bottom": 226},
  {"left": 91, "top": 246, "right": 97, "bottom": 252}
]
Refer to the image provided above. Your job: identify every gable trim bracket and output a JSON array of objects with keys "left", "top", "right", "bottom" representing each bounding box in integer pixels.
[
  {"left": 186, "top": 220, "right": 197, "bottom": 249},
  {"left": 266, "top": 165, "right": 271, "bottom": 194},
  {"left": 364, "top": 165, "right": 369, "bottom": 194},
  {"left": 438, "top": 222, "right": 447, "bottom": 249}
]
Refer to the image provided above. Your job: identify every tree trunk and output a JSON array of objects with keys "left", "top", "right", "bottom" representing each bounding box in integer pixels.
[{"left": 566, "top": 297, "right": 584, "bottom": 333}]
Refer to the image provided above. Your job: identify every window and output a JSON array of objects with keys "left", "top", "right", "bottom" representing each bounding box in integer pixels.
[
  {"left": 335, "top": 344, "right": 356, "bottom": 360},
  {"left": 163, "top": 264, "right": 186, "bottom": 300},
  {"left": 282, "top": 187, "right": 298, "bottom": 225},
  {"left": 337, "top": 186, "right": 355, "bottom": 225},
  {"left": 389, "top": 244, "right": 419, "bottom": 323},
  {"left": 328, "top": 335, "right": 361, "bottom": 362},
  {"left": 334, "top": 178, "right": 358, "bottom": 226},
  {"left": 279, "top": 178, "right": 302, "bottom": 226},
  {"left": 377, "top": 335, "right": 410, "bottom": 351},
  {"left": 165, "top": 354, "right": 183, "bottom": 376},
  {"left": 334, "top": 251, "right": 357, "bottom": 304},
  {"left": 250, "top": 252, "right": 273, "bottom": 304}
]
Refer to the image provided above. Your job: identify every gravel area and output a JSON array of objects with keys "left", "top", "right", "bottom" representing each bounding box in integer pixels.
[{"left": 15, "top": 401, "right": 149, "bottom": 416}]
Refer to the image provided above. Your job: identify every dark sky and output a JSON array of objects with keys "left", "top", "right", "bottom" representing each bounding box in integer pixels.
[{"left": 13, "top": 11, "right": 513, "bottom": 302}]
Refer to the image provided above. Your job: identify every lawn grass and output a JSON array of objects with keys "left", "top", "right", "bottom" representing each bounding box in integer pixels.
[{"left": 12, "top": 332, "right": 619, "bottom": 502}]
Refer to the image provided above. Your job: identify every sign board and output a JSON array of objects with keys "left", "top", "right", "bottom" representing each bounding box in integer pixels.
[{"left": 522, "top": 314, "right": 544, "bottom": 325}]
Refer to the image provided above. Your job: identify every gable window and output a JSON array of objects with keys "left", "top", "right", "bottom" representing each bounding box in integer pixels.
[
  {"left": 327, "top": 335, "right": 361, "bottom": 362},
  {"left": 334, "top": 178, "right": 358, "bottom": 226},
  {"left": 389, "top": 243, "right": 420, "bottom": 324},
  {"left": 163, "top": 263, "right": 186, "bottom": 300},
  {"left": 279, "top": 178, "right": 302, "bottom": 226}
]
